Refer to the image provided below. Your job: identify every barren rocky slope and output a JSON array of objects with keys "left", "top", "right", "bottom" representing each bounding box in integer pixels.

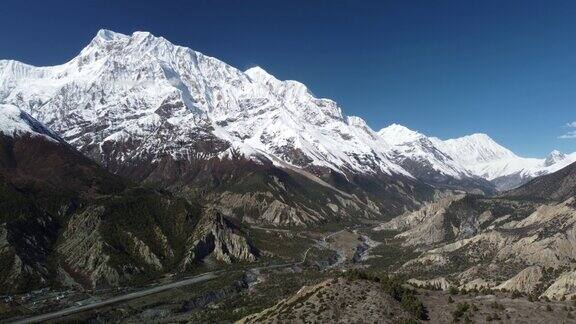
[
  {"left": 237, "top": 277, "right": 416, "bottom": 323},
  {"left": 376, "top": 161, "right": 576, "bottom": 300}
]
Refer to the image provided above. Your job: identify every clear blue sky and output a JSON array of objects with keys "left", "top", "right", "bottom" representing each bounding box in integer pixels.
[{"left": 1, "top": 0, "right": 575, "bottom": 157}]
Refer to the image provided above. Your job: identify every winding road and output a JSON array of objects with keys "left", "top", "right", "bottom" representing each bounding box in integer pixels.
[
  {"left": 9, "top": 229, "right": 346, "bottom": 324},
  {"left": 10, "top": 272, "right": 218, "bottom": 324}
]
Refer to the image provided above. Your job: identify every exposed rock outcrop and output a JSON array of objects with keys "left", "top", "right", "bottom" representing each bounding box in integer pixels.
[
  {"left": 182, "top": 209, "right": 258, "bottom": 268},
  {"left": 377, "top": 194, "right": 465, "bottom": 247},
  {"left": 542, "top": 270, "right": 576, "bottom": 300},
  {"left": 57, "top": 207, "right": 122, "bottom": 288},
  {"left": 408, "top": 277, "right": 453, "bottom": 291},
  {"left": 496, "top": 266, "right": 543, "bottom": 293}
]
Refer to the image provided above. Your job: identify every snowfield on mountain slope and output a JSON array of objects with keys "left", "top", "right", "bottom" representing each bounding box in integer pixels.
[
  {"left": 0, "top": 29, "right": 574, "bottom": 190},
  {"left": 0, "top": 103, "right": 61, "bottom": 141}
]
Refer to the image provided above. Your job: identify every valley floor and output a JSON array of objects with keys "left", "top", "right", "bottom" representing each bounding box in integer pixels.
[{"left": 3, "top": 223, "right": 576, "bottom": 323}]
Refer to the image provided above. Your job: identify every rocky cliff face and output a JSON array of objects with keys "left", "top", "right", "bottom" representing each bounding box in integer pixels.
[
  {"left": 378, "top": 194, "right": 536, "bottom": 248},
  {"left": 182, "top": 208, "right": 258, "bottom": 267}
]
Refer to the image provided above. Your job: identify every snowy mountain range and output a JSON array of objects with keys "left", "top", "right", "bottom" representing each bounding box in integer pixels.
[
  {"left": 0, "top": 29, "right": 574, "bottom": 192},
  {"left": 430, "top": 134, "right": 576, "bottom": 190}
]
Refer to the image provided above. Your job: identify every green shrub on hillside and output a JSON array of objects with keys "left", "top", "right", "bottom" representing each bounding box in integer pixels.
[{"left": 343, "top": 269, "right": 428, "bottom": 320}]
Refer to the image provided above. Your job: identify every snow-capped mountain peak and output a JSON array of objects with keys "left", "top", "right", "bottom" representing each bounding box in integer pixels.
[
  {"left": 430, "top": 133, "right": 535, "bottom": 183},
  {"left": 94, "top": 28, "right": 130, "bottom": 42},
  {"left": 378, "top": 123, "right": 425, "bottom": 145},
  {"left": 0, "top": 30, "right": 407, "bottom": 177},
  {"left": 374, "top": 124, "right": 490, "bottom": 187},
  {"left": 245, "top": 66, "right": 278, "bottom": 85},
  {"left": 430, "top": 133, "right": 576, "bottom": 190},
  {"left": 432, "top": 133, "right": 518, "bottom": 165},
  {"left": 545, "top": 150, "right": 566, "bottom": 167}
]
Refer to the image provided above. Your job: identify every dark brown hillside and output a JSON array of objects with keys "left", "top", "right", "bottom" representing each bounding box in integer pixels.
[
  {"left": 98, "top": 148, "right": 439, "bottom": 227},
  {"left": 0, "top": 132, "right": 255, "bottom": 293},
  {"left": 0, "top": 133, "right": 126, "bottom": 202},
  {"left": 503, "top": 161, "right": 576, "bottom": 201},
  {"left": 0, "top": 133, "right": 127, "bottom": 292}
]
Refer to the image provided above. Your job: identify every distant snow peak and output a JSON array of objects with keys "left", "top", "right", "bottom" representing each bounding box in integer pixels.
[
  {"left": 433, "top": 133, "right": 517, "bottom": 165},
  {"left": 378, "top": 124, "right": 424, "bottom": 145},
  {"left": 245, "top": 66, "right": 277, "bottom": 84},
  {"left": 94, "top": 29, "right": 128, "bottom": 42},
  {"left": 545, "top": 150, "right": 566, "bottom": 167},
  {"left": 376, "top": 124, "right": 475, "bottom": 181},
  {"left": 430, "top": 132, "right": 576, "bottom": 189}
]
